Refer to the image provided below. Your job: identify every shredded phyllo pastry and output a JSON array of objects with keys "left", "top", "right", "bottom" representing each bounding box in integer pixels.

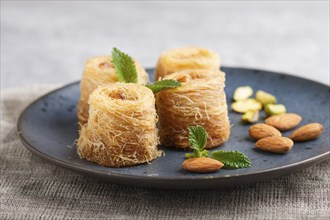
[
  {"left": 156, "top": 70, "right": 230, "bottom": 149},
  {"left": 77, "top": 83, "right": 161, "bottom": 167},
  {"left": 77, "top": 56, "right": 149, "bottom": 124},
  {"left": 155, "top": 47, "right": 220, "bottom": 80}
]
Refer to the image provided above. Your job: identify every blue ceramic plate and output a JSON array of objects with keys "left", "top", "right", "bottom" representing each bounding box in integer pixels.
[{"left": 17, "top": 67, "right": 330, "bottom": 189}]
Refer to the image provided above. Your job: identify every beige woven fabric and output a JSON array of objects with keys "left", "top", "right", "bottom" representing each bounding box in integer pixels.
[{"left": 1, "top": 85, "right": 329, "bottom": 219}]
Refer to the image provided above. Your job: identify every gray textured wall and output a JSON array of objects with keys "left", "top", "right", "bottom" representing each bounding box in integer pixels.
[{"left": 1, "top": 1, "right": 329, "bottom": 88}]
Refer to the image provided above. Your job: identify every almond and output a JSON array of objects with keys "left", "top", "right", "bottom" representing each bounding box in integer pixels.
[
  {"left": 255, "top": 136, "right": 294, "bottom": 154},
  {"left": 182, "top": 158, "right": 224, "bottom": 173},
  {"left": 265, "top": 113, "right": 302, "bottom": 131},
  {"left": 249, "top": 123, "right": 282, "bottom": 140},
  {"left": 290, "top": 123, "right": 324, "bottom": 142}
]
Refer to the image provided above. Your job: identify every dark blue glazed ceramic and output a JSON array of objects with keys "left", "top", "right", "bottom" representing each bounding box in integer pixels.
[{"left": 17, "top": 67, "right": 330, "bottom": 189}]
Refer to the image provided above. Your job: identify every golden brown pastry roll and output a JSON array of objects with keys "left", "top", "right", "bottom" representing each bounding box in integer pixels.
[
  {"left": 156, "top": 70, "right": 230, "bottom": 149},
  {"left": 155, "top": 47, "right": 220, "bottom": 80},
  {"left": 77, "top": 83, "right": 161, "bottom": 167},
  {"left": 77, "top": 56, "right": 149, "bottom": 124}
]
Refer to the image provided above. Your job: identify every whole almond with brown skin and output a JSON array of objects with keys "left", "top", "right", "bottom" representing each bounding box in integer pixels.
[
  {"left": 290, "top": 123, "right": 324, "bottom": 142},
  {"left": 255, "top": 136, "right": 294, "bottom": 154},
  {"left": 182, "top": 158, "right": 224, "bottom": 173},
  {"left": 249, "top": 123, "right": 282, "bottom": 140},
  {"left": 265, "top": 113, "right": 302, "bottom": 131}
]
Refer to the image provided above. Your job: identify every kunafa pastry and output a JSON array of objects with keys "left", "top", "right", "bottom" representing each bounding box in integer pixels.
[
  {"left": 156, "top": 70, "right": 230, "bottom": 149},
  {"left": 77, "top": 56, "right": 149, "bottom": 124},
  {"left": 77, "top": 83, "right": 161, "bottom": 167},
  {"left": 155, "top": 47, "right": 220, "bottom": 80}
]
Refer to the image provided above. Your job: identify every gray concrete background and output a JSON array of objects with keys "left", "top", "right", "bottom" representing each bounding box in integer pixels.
[{"left": 1, "top": 1, "right": 329, "bottom": 88}]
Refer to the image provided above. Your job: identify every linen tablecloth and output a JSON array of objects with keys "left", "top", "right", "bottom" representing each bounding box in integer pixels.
[{"left": 0, "top": 85, "right": 329, "bottom": 219}]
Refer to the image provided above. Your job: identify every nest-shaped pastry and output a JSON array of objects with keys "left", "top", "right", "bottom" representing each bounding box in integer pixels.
[
  {"left": 77, "top": 56, "right": 149, "bottom": 124},
  {"left": 155, "top": 47, "right": 220, "bottom": 80},
  {"left": 77, "top": 83, "right": 161, "bottom": 167},
  {"left": 156, "top": 70, "right": 230, "bottom": 149}
]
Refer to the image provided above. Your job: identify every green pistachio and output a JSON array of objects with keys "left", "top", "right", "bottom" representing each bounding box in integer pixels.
[
  {"left": 233, "top": 86, "right": 253, "bottom": 101},
  {"left": 265, "top": 104, "right": 286, "bottom": 116},
  {"left": 256, "top": 90, "right": 277, "bottom": 106},
  {"left": 242, "top": 110, "right": 259, "bottom": 123},
  {"left": 231, "top": 98, "right": 262, "bottom": 113}
]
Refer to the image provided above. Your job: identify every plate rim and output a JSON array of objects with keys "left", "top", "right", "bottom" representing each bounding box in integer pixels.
[{"left": 17, "top": 67, "right": 330, "bottom": 188}]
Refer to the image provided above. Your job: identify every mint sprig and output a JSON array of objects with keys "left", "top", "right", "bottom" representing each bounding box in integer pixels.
[
  {"left": 211, "top": 150, "right": 252, "bottom": 169},
  {"left": 185, "top": 125, "right": 209, "bottom": 158},
  {"left": 183, "top": 125, "right": 252, "bottom": 169},
  {"left": 145, "top": 79, "right": 181, "bottom": 94},
  {"left": 111, "top": 47, "right": 138, "bottom": 83}
]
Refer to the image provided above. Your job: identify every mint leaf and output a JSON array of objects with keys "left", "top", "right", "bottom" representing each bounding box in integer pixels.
[
  {"left": 145, "top": 79, "right": 181, "bottom": 94},
  {"left": 188, "top": 125, "right": 207, "bottom": 152},
  {"left": 211, "top": 150, "right": 251, "bottom": 169},
  {"left": 111, "top": 47, "right": 138, "bottom": 83},
  {"left": 184, "top": 125, "right": 208, "bottom": 158}
]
